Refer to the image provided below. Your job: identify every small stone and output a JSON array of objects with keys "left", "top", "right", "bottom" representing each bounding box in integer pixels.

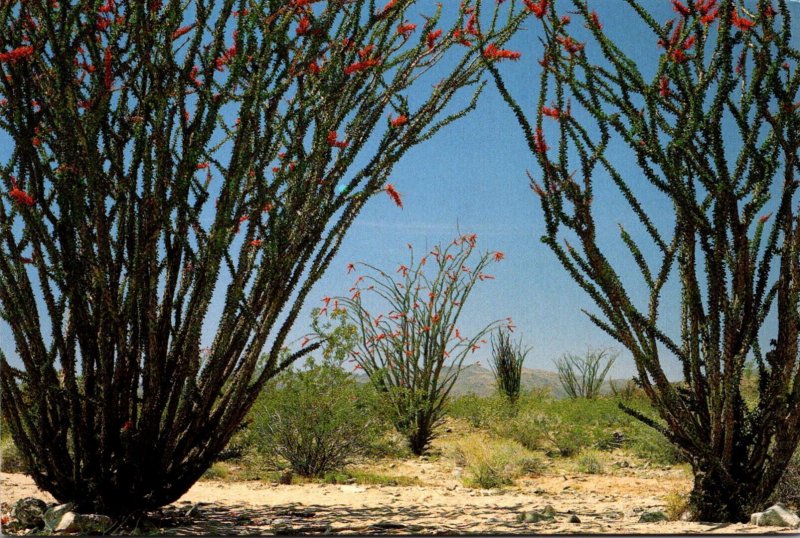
[
  {"left": 54, "top": 512, "right": 113, "bottom": 534},
  {"left": 751, "top": 504, "right": 800, "bottom": 528},
  {"left": 568, "top": 514, "right": 581, "bottom": 523},
  {"left": 13, "top": 497, "right": 47, "bottom": 528},
  {"left": 43, "top": 503, "right": 76, "bottom": 531},
  {"left": 542, "top": 505, "right": 556, "bottom": 517},
  {"left": 638, "top": 510, "right": 667, "bottom": 523},
  {"left": 445, "top": 427, "right": 453, "bottom": 433},
  {"left": 278, "top": 470, "right": 293, "bottom": 485},
  {"left": 518, "top": 511, "right": 554, "bottom": 523}
]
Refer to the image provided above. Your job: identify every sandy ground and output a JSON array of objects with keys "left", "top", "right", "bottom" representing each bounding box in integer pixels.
[{"left": 2, "top": 462, "right": 797, "bottom": 535}]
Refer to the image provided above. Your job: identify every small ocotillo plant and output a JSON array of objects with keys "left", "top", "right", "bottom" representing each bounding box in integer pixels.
[
  {"left": 555, "top": 349, "right": 617, "bottom": 400},
  {"left": 489, "top": 327, "right": 529, "bottom": 403},
  {"left": 334, "top": 234, "right": 511, "bottom": 454},
  {"left": 0, "top": 0, "right": 527, "bottom": 514},
  {"left": 491, "top": 0, "right": 800, "bottom": 522}
]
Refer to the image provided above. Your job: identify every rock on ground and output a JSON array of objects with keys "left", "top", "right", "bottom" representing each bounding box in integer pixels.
[
  {"left": 12, "top": 497, "right": 47, "bottom": 528},
  {"left": 750, "top": 504, "right": 800, "bottom": 528}
]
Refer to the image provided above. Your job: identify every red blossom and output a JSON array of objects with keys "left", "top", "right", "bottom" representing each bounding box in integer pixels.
[
  {"left": 9, "top": 178, "right": 35, "bottom": 207},
  {"left": 296, "top": 16, "right": 311, "bottom": 36},
  {"left": 524, "top": 0, "right": 548, "bottom": 18},
  {"left": 397, "top": 22, "right": 417, "bottom": 38},
  {"left": 588, "top": 11, "right": 602, "bottom": 29},
  {"left": 172, "top": 24, "right": 196, "bottom": 40},
  {"left": 453, "top": 29, "right": 473, "bottom": 47},
  {"left": 385, "top": 183, "right": 403, "bottom": 208},
  {"left": 556, "top": 35, "right": 584, "bottom": 55},
  {"left": 344, "top": 58, "right": 380, "bottom": 75},
  {"left": 659, "top": 76, "right": 671, "bottom": 97},
  {"left": 541, "top": 105, "right": 566, "bottom": 119},
  {"left": 347, "top": 263, "right": 356, "bottom": 274},
  {"left": 427, "top": 29, "right": 442, "bottom": 50},
  {"left": 390, "top": 114, "right": 408, "bottom": 127},
  {"left": 0, "top": 45, "right": 34, "bottom": 64},
  {"left": 483, "top": 43, "right": 521, "bottom": 61},
  {"left": 249, "top": 239, "right": 263, "bottom": 247},
  {"left": 759, "top": 213, "right": 772, "bottom": 224},
  {"left": 122, "top": 420, "right": 133, "bottom": 432},
  {"left": 327, "top": 131, "right": 349, "bottom": 149},
  {"left": 493, "top": 251, "right": 505, "bottom": 262},
  {"left": 731, "top": 8, "right": 755, "bottom": 31},
  {"left": 103, "top": 47, "right": 113, "bottom": 90},
  {"left": 533, "top": 128, "right": 549, "bottom": 154},
  {"left": 380, "top": 0, "right": 396, "bottom": 14},
  {"left": 672, "top": 0, "right": 690, "bottom": 17}
]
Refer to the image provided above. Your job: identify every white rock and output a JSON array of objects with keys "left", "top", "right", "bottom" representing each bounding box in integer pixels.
[{"left": 751, "top": 504, "right": 800, "bottom": 528}]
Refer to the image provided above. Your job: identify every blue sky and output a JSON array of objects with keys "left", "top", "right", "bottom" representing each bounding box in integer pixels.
[
  {"left": 271, "top": 0, "right": 799, "bottom": 379},
  {"left": 2, "top": 0, "right": 798, "bottom": 380}
]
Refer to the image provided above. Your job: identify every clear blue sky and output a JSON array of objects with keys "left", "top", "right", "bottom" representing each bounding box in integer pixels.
[{"left": 2, "top": 0, "right": 798, "bottom": 380}]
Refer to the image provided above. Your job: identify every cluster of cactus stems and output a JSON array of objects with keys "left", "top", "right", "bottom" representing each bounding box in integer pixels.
[
  {"left": 555, "top": 348, "right": 617, "bottom": 400},
  {"left": 0, "top": 0, "right": 528, "bottom": 514},
  {"left": 492, "top": 0, "right": 799, "bottom": 522},
  {"left": 334, "top": 234, "right": 512, "bottom": 454},
  {"left": 489, "top": 327, "right": 529, "bottom": 403}
]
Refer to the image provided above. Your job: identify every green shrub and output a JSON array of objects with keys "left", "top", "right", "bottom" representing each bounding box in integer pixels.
[
  {"left": 202, "top": 462, "right": 229, "bottom": 480},
  {"left": 452, "top": 435, "right": 539, "bottom": 489},
  {"left": 576, "top": 451, "right": 604, "bottom": 474},
  {"left": 447, "top": 393, "right": 510, "bottom": 429},
  {"left": 250, "top": 358, "right": 387, "bottom": 477},
  {"left": 1, "top": 433, "right": 27, "bottom": 473}
]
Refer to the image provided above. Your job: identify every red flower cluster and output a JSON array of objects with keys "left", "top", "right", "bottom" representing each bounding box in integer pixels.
[
  {"left": 397, "top": 22, "right": 417, "bottom": 38},
  {"left": 524, "top": 0, "right": 548, "bottom": 18},
  {"left": 344, "top": 57, "right": 380, "bottom": 75},
  {"left": 427, "top": 29, "right": 442, "bottom": 50},
  {"left": 533, "top": 128, "right": 549, "bottom": 154},
  {"left": 327, "top": 131, "right": 349, "bottom": 149},
  {"left": 542, "top": 105, "right": 567, "bottom": 119},
  {"left": 483, "top": 43, "right": 521, "bottom": 61},
  {"left": 659, "top": 76, "right": 671, "bottom": 97},
  {"left": 296, "top": 16, "right": 311, "bottom": 36},
  {"left": 588, "top": 10, "right": 602, "bottom": 29},
  {"left": 390, "top": 114, "right": 408, "bottom": 127},
  {"left": 0, "top": 45, "right": 34, "bottom": 64},
  {"left": 731, "top": 8, "right": 755, "bottom": 31},
  {"left": 172, "top": 24, "right": 195, "bottom": 40},
  {"left": 556, "top": 35, "right": 584, "bottom": 55},
  {"left": 385, "top": 184, "right": 403, "bottom": 208},
  {"left": 9, "top": 178, "right": 35, "bottom": 207}
]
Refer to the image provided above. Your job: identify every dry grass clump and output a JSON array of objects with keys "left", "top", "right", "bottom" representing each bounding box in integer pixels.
[
  {"left": 663, "top": 488, "right": 691, "bottom": 520},
  {"left": 450, "top": 433, "right": 543, "bottom": 489}
]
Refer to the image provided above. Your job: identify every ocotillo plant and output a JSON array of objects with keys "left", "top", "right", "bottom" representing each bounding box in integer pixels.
[
  {"left": 555, "top": 348, "right": 617, "bottom": 400},
  {"left": 489, "top": 327, "right": 529, "bottom": 403},
  {"left": 491, "top": 0, "right": 800, "bottom": 522},
  {"left": 0, "top": 0, "right": 527, "bottom": 514},
  {"left": 334, "top": 234, "right": 511, "bottom": 454}
]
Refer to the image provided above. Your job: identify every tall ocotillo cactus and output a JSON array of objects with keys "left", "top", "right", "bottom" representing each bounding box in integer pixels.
[
  {"left": 0, "top": 0, "right": 528, "bottom": 514},
  {"left": 333, "top": 234, "right": 512, "bottom": 454},
  {"left": 489, "top": 327, "right": 529, "bottom": 403},
  {"left": 491, "top": 0, "right": 800, "bottom": 523}
]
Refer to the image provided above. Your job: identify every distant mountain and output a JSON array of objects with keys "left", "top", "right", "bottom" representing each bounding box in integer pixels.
[{"left": 354, "top": 363, "right": 629, "bottom": 399}]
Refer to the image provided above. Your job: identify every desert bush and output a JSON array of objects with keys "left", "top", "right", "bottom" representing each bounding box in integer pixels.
[
  {"left": 490, "top": 328, "right": 530, "bottom": 404},
  {"left": 336, "top": 234, "right": 510, "bottom": 455},
  {"left": 447, "top": 393, "right": 511, "bottom": 429},
  {"left": 663, "top": 489, "right": 691, "bottom": 521},
  {"left": 452, "top": 435, "right": 541, "bottom": 489},
  {"left": 555, "top": 349, "right": 618, "bottom": 400},
  {"left": 769, "top": 449, "right": 800, "bottom": 510},
  {"left": 0, "top": 0, "right": 528, "bottom": 514},
  {"left": 250, "top": 358, "right": 386, "bottom": 477},
  {"left": 494, "top": 0, "right": 799, "bottom": 521},
  {"left": 576, "top": 450, "right": 604, "bottom": 474},
  {"left": 0, "top": 433, "right": 26, "bottom": 473},
  {"left": 202, "top": 463, "right": 230, "bottom": 481}
]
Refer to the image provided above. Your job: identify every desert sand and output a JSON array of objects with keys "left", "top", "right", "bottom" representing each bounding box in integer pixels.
[{"left": 2, "top": 458, "right": 796, "bottom": 535}]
